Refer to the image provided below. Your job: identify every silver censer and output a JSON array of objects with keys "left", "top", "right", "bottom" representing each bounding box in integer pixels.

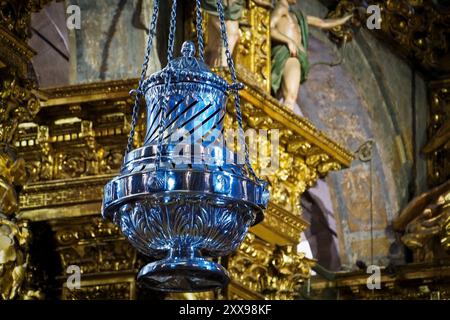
[{"left": 102, "top": 40, "right": 269, "bottom": 292}]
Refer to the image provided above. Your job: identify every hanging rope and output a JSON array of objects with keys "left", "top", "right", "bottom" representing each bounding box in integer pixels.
[
  {"left": 355, "top": 140, "right": 375, "bottom": 268},
  {"left": 125, "top": 0, "right": 160, "bottom": 155}
]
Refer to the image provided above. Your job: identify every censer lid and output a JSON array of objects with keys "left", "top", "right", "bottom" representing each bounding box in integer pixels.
[{"left": 142, "top": 41, "right": 229, "bottom": 92}]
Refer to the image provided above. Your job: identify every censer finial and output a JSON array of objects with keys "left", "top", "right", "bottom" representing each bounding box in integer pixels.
[
  {"left": 181, "top": 40, "right": 195, "bottom": 57},
  {"left": 102, "top": 0, "right": 269, "bottom": 292}
]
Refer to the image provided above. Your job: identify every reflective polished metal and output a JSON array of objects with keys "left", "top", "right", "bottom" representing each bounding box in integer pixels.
[{"left": 102, "top": 0, "right": 268, "bottom": 292}]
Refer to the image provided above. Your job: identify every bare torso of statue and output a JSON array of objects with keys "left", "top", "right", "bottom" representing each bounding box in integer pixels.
[
  {"left": 276, "top": 11, "right": 303, "bottom": 52},
  {"left": 270, "top": 0, "right": 352, "bottom": 111}
]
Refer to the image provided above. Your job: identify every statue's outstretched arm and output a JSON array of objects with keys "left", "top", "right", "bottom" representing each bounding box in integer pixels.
[{"left": 307, "top": 14, "right": 352, "bottom": 30}]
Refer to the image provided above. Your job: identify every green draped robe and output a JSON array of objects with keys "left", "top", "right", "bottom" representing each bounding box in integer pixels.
[{"left": 271, "top": 8, "right": 310, "bottom": 95}]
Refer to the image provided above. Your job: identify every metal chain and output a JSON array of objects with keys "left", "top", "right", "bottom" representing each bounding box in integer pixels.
[
  {"left": 155, "top": 0, "right": 178, "bottom": 169},
  {"left": 167, "top": 0, "right": 178, "bottom": 62},
  {"left": 125, "top": 0, "right": 160, "bottom": 155},
  {"left": 155, "top": 72, "right": 173, "bottom": 170},
  {"left": 216, "top": 0, "right": 260, "bottom": 182},
  {"left": 195, "top": 0, "right": 205, "bottom": 61}
]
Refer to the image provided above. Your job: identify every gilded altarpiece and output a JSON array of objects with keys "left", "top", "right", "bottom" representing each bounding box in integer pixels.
[
  {"left": 8, "top": 0, "right": 450, "bottom": 301},
  {"left": 428, "top": 80, "right": 450, "bottom": 187},
  {"left": 1, "top": 0, "right": 355, "bottom": 300},
  {"left": 17, "top": 74, "right": 352, "bottom": 299}
]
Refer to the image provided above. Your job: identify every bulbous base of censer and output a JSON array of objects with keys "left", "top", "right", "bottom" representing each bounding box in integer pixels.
[{"left": 137, "top": 248, "right": 229, "bottom": 292}]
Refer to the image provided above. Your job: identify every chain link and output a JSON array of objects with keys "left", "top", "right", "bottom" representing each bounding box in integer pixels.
[
  {"left": 215, "top": 0, "right": 260, "bottom": 182},
  {"left": 155, "top": 0, "right": 178, "bottom": 169},
  {"left": 195, "top": 0, "right": 205, "bottom": 61},
  {"left": 125, "top": 0, "right": 160, "bottom": 155},
  {"left": 155, "top": 71, "right": 173, "bottom": 170},
  {"left": 167, "top": 0, "right": 178, "bottom": 62}
]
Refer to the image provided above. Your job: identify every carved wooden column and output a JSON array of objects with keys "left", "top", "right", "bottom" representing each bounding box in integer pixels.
[
  {"left": 427, "top": 81, "right": 450, "bottom": 188},
  {"left": 0, "top": 0, "right": 49, "bottom": 300},
  {"left": 233, "top": 0, "right": 272, "bottom": 94}
]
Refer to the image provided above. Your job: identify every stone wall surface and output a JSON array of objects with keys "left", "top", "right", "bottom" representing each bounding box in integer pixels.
[{"left": 298, "top": 0, "right": 428, "bottom": 269}]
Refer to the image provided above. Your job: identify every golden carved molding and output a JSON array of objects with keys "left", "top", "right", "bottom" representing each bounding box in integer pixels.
[
  {"left": 394, "top": 180, "right": 450, "bottom": 262},
  {"left": 228, "top": 233, "right": 315, "bottom": 300},
  {"left": 47, "top": 215, "right": 146, "bottom": 300},
  {"left": 373, "top": 0, "right": 450, "bottom": 74},
  {"left": 234, "top": 0, "right": 272, "bottom": 93},
  {"left": 63, "top": 281, "right": 136, "bottom": 300},
  {"left": 13, "top": 75, "right": 350, "bottom": 299},
  {"left": 39, "top": 79, "right": 138, "bottom": 107},
  {"left": 331, "top": 0, "right": 450, "bottom": 75},
  {"left": 0, "top": 26, "right": 35, "bottom": 79},
  {"left": 227, "top": 280, "right": 266, "bottom": 300},
  {"left": 0, "top": 0, "right": 57, "bottom": 40},
  {"left": 18, "top": 175, "right": 111, "bottom": 222},
  {"left": 311, "top": 262, "right": 450, "bottom": 300},
  {"left": 236, "top": 69, "right": 353, "bottom": 167},
  {"left": 426, "top": 80, "right": 450, "bottom": 187},
  {"left": 0, "top": 0, "right": 43, "bottom": 300},
  {"left": 251, "top": 202, "right": 308, "bottom": 246},
  {"left": 49, "top": 216, "right": 137, "bottom": 275}
]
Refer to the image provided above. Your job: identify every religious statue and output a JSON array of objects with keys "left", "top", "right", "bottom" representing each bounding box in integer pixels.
[
  {"left": 270, "top": 0, "right": 352, "bottom": 110},
  {"left": 202, "top": 0, "right": 269, "bottom": 67}
]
